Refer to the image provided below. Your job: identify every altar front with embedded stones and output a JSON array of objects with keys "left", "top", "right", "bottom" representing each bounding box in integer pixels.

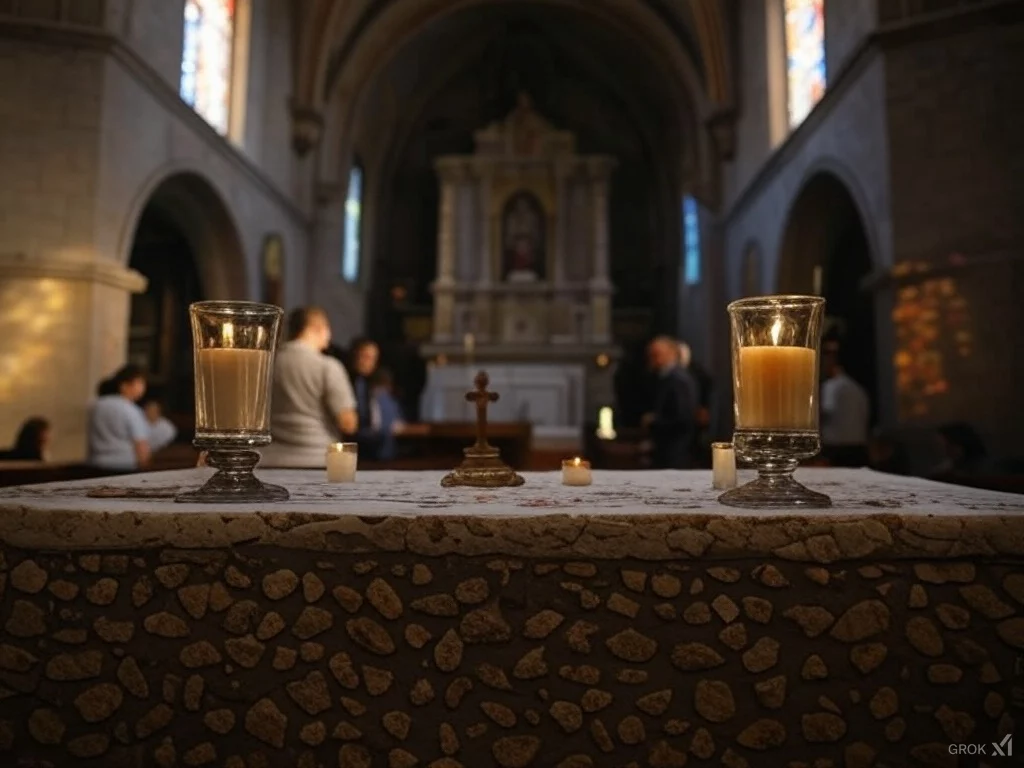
[
  {"left": 1, "top": 468, "right": 1023, "bottom": 766},
  {"left": 419, "top": 94, "right": 619, "bottom": 444}
]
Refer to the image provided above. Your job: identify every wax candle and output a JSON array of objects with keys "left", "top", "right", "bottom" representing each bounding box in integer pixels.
[
  {"left": 195, "top": 348, "right": 272, "bottom": 431},
  {"left": 712, "top": 442, "right": 737, "bottom": 490},
  {"left": 562, "top": 457, "right": 592, "bottom": 486},
  {"left": 595, "top": 407, "right": 617, "bottom": 440},
  {"left": 326, "top": 443, "right": 358, "bottom": 482},
  {"left": 736, "top": 345, "right": 817, "bottom": 429}
]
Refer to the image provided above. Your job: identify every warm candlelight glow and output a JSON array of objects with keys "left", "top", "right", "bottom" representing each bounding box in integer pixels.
[
  {"left": 770, "top": 317, "right": 782, "bottom": 346},
  {"left": 326, "top": 442, "right": 358, "bottom": 482},
  {"left": 222, "top": 322, "right": 235, "bottom": 348},
  {"left": 596, "top": 407, "right": 617, "bottom": 440},
  {"left": 736, "top": 345, "right": 817, "bottom": 429},
  {"left": 562, "top": 457, "right": 592, "bottom": 486}
]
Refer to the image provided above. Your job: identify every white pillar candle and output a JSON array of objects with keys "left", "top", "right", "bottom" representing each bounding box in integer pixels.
[
  {"left": 562, "top": 457, "right": 592, "bottom": 486},
  {"left": 712, "top": 442, "right": 738, "bottom": 490},
  {"left": 595, "top": 407, "right": 617, "bottom": 440},
  {"left": 195, "top": 348, "right": 272, "bottom": 431},
  {"left": 326, "top": 443, "right": 358, "bottom": 483}
]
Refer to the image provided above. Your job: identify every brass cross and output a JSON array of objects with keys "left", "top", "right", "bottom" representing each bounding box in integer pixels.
[{"left": 466, "top": 371, "right": 499, "bottom": 451}]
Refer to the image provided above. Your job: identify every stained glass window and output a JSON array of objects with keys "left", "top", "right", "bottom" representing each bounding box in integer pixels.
[
  {"left": 342, "top": 164, "right": 364, "bottom": 282},
  {"left": 180, "top": 0, "right": 235, "bottom": 135},
  {"left": 784, "top": 0, "right": 826, "bottom": 128},
  {"left": 683, "top": 196, "right": 701, "bottom": 286}
]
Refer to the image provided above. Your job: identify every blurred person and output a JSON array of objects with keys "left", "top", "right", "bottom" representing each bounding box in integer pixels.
[
  {"left": 87, "top": 365, "right": 153, "bottom": 471},
  {"left": 0, "top": 417, "right": 51, "bottom": 461},
  {"left": 820, "top": 341, "right": 870, "bottom": 467},
  {"left": 642, "top": 336, "right": 698, "bottom": 469},
  {"left": 934, "top": 422, "right": 992, "bottom": 476},
  {"left": 261, "top": 307, "right": 357, "bottom": 467},
  {"left": 140, "top": 395, "right": 178, "bottom": 452},
  {"left": 678, "top": 340, "right": 715, "bottom": 458},
  {"left": 348, "top": 337, "right": 386, "bottom": 459},
  {"left": 368, "top": 367, "right": 407, "bottom": 461}
]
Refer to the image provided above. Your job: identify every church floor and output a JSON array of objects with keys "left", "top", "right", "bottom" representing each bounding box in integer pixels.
[{"left": 0, "top": 470, "right": 1021, "bottom": 766}]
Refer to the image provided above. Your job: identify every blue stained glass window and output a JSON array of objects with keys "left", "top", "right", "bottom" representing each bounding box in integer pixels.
[
  {"left": 179, "top": 0, "right": 235, "bottom": 135},
  {"left": 785, "top": 0, "right": 826, "bottom": 128},
  {"left": 342, "top": 164, "right": 364, "bottom": 282},
  {"left": 683, "top": 196, "right": 701, "bottom": 286}
]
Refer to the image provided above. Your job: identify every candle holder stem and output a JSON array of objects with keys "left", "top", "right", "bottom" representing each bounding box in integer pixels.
[{"left": 177, "top": 448, "right": 289, "bottom": 503}]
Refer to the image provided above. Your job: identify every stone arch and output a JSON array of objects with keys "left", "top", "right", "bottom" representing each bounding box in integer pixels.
[
  {"left": 316, "top": 0, "right": 719, "bottom": 201},
  {"left": 121, "top": 169, "right": 248, "bottom": 300},
  {"left": 778, "top": 168, "right": 880, "bottom": 422}
]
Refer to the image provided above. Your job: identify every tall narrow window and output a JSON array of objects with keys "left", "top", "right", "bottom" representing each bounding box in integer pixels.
[
  {"left": 180, "top": 0, "right": 235, "bottom": 135},
  {"left": 683, "top": 196, "right": 701, "bottom": 286},
  {"left": 342, "top": 164, "right": 364, "bottom": 283},
  {"left": 784, "top": 0, "right": 826, "bottom": 128}
]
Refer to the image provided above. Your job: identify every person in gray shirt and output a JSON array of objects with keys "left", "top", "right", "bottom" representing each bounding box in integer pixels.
[{"left": 260, "top": 307, "right": 357, "bottom": 468}]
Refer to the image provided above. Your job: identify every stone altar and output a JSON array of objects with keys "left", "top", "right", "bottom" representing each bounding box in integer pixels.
[
  {"left": 0, "top": 468, "right": 1022, "bottom": 767},
  {"left": 420, "top": 94, "right": 619, "bottom": 445}
]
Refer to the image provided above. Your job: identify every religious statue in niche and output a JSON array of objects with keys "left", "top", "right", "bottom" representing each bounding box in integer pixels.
[
  {"left": 262, "top": 234, "right": 284, "bottom": 307},
  {"left": 502, "top": 191, "right": 546, "bottom": 282}
]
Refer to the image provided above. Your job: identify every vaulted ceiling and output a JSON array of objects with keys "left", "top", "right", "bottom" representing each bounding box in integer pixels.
[{"left": 290, "top": 0, "right": 737, "bottom": 202}]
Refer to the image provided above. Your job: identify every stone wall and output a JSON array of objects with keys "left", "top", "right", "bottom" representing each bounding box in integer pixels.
[{"left": 0, "top": 546, "right": 1019, "bottom": 767}]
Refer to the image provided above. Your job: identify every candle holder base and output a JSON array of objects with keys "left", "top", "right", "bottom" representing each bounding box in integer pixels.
[
  {"left": 441, "top": 446, "right": 525, "bottom": 488},
  {"left": 176, "top": 447, "right": 289, "bottom": 504},
  {"left": 718, "top": 428, "right": 831, "bottom": 509},
  {"left": 718, "top": 472, "right": 831, "bottom": 509}
]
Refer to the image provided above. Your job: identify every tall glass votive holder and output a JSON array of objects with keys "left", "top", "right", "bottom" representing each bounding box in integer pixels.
[
  {"left": 718, "top": 295, "right": 831, "bottom": 508},
  {"left": 175, "top": 301, "right": 289, "bottom": 503}
]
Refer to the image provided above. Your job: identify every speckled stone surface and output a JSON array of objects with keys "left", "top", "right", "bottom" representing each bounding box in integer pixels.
[
  {"left": 1, "top": 470, "right": 1023, "bottom": 766},
  {"left": 0, "top": 469, "right": 1021, "bottom": 559}
]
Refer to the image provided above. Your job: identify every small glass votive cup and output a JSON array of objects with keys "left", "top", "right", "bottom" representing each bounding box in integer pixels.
[
  {"left": 711, "top": 442, "right": 738, "bottom": 490},
  {"left": 175, "top": 301, "right": 289, "bottom": 504},
  {"left": 326, "top": 443, "right": 358, "bottom": 483},
  {"left": 718, "top": 295, "right": 831, "bottom": 508},
  {"left": 562, "top": 458, "right": 592, "bottom": 486}
]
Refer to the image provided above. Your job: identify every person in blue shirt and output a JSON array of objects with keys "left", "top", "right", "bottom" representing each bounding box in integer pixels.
[
  {"left": 369, "top": 367, "right": 407, "bottom": 461},
  {"left": 87, "top": 365, "right": 154, "bottom": 471}
]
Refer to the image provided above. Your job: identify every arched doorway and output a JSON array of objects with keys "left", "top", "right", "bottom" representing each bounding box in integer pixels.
[
  {"left": 126, "top": 172, "right": 246, "bottom": 423},
  {"left": 778, "top": 171, "right": 879, "bottom": 423}
]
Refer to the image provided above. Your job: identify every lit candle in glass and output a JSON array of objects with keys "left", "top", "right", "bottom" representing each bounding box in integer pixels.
[
  {"left": 735, "top": 317, "right": 817, "bottom": 430},
  {"left": 326, "top": 443, "right": 358, "bottom": 483},
  {"left": 562, "top": 457, "right": 592, "bottom": 486},
  {"left": 712, "top": 442, "right": 737, "bottom": 490}
]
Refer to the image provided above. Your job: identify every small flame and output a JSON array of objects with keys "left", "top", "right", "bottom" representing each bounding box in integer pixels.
[
  {"left": 770, "top": 318, "right": 782, "bottom": 346},
  {"left": 572, "top": 457, "right": 582, "bottom": 467},
  {"left": 223, "top": 322, "right": 235, "bottom": 347}
]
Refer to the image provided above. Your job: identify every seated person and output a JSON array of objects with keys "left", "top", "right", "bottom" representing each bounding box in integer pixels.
[
  {"left": 260, "top": 307, "right": 357, "bottom": 468},
  {"left": 368, "top": 368, "right": 407, "bottom": 461},
  {"left": 0, "top": 417, "right": 51, "bottom": 461},
  {"left": 87, "top": 365, "right": 153, "bottom": 471},
  {"left": 140, "top": 396, "right": 178, "bottom": 452}
]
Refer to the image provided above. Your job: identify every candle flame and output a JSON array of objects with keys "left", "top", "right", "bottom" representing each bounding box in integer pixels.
[
  {"left": 770, "top": 317, "right": 782, "bottom": 346},
  {"left": 572, "top": 457, "right": 582, "bottom": 467},
  {"left": 223, "top": 322, "right": 235, "bottom": 348}
]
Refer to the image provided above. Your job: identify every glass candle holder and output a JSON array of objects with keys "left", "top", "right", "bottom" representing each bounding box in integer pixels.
[
  {"left": 176, "top": 301, "right": 289, "bottom": 503},
  {"left": 718, "top": 295, "right": 831, "bottom": 508},
  {"left": 562, "top": 457, "right": 592, "bottom": 486}
]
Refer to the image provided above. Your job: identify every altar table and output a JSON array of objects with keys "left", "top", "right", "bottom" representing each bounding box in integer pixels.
[{"left": 0, "top": 469, "right": 1022, "bottom": 767}]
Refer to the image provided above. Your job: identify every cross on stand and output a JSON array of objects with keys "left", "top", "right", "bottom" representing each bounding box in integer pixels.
[{"left": 467, "top": 371, "right": 499, "bottom": 452}]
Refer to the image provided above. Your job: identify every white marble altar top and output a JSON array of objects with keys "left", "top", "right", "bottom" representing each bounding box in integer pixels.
[{"left": 0, "top": 469, "right": 1020, "bottom": 560}]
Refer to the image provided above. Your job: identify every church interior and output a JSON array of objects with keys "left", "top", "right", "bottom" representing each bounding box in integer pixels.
[
  {"left": 1, "top": 0, "right": 1023, "bottom": 489},
  {"left": 3, "top": 3, "right": 1024, "bottom": 766}
]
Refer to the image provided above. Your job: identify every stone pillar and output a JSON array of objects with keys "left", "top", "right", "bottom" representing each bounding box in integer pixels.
[
  {"left": 432, "top": 160, "right": 458, "bottom": 343},
  {"left": 473, "top": 165, "right": 494, "bottom": 342},
  {"left": 588, "top": 157, "right": 615, "bottom": 344},
  {"left": 554, "top": 162, "right": 569, "bottom": 286},
  {"left": 0, "top": 255, "right": 146, "bottom": 461}
]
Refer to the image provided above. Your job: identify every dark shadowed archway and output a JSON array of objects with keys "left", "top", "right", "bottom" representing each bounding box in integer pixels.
[
  {"left": 778, "top": 171, "right": 879, "bottom": 423},
  {"left": 126, "top": 172, "right": 246, "bottom": 418}
]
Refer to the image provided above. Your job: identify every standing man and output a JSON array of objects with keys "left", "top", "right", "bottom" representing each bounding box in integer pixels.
[
  {"left": 261, "top": 307, "right": 357, "bottom": 468},
  {"left": 820, "top": 341, "right": 870, "bottom": 467},
  {"left": 643, "top": 336, "right": 699, "bottom": 469}
]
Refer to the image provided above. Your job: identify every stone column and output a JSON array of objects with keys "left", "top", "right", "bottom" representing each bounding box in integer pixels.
[
  {"left": 432, "top": 159, "right": 458, "bottom": 343},
  {"left": 588, "top": 157, "right": 615, "bottom": 343},
  {"left": 473, "top": 165, "right": 493, "bottom": 342},
  {"left": 554, "top": 161, "right": 569, "bottom": 286}
]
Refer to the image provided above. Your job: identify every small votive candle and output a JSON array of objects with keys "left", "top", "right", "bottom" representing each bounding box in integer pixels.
[
  {"left": 326, "top": 443, "right": 358, "bottom": 483},
  {"left": 562, "top": 457, "right": 592, "bottom": 486},
  {"left": 712, "top": 442, "right": 737, "bottom": 490}
]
